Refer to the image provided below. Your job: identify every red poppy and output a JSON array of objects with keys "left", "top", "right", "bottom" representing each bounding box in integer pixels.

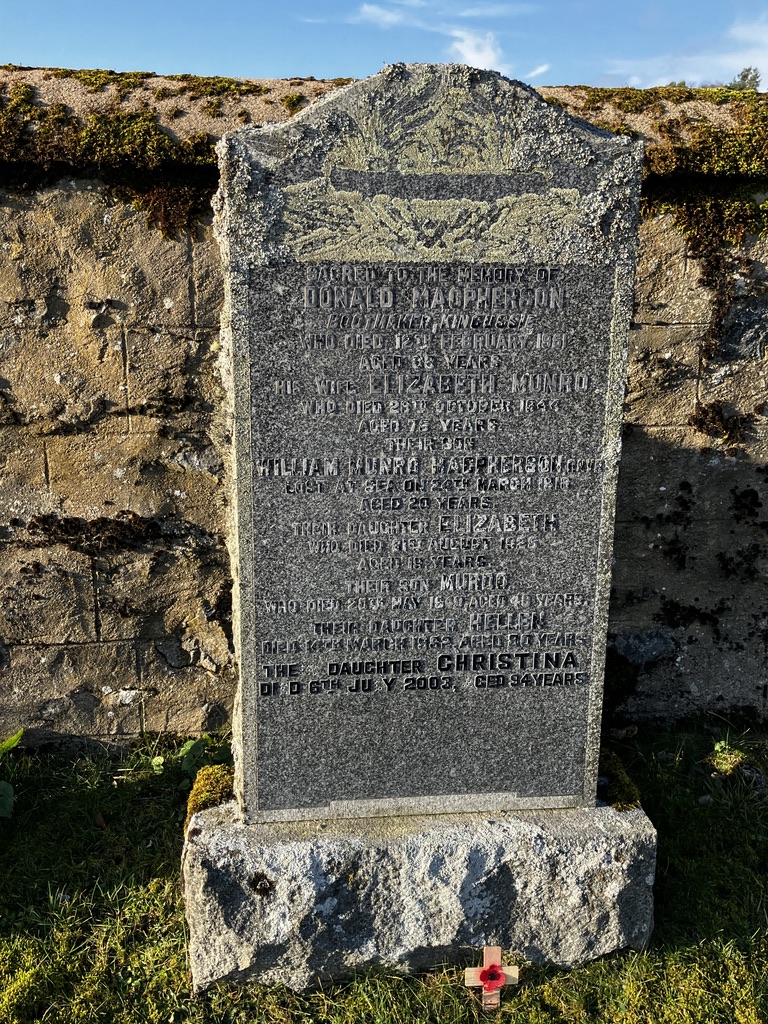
[{"left": 479, "top": 964, "right": 505, "bottom": 992}]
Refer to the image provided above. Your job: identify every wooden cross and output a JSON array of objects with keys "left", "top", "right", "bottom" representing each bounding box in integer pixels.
[{"left": 464, "top": 945, "right": 519, "bottom": 1012}]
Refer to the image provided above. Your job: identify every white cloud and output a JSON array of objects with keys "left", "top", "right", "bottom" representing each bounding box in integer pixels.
[
  {"left": 353, "top": 3, "right": 406, "bottom": 28},
  {"left": 729, "top": 15, "right": 768, "bottom": 47},
  {"left": 525, "top": 63, "right": 550, "bottom": 79},
  {"left": 348, "top": 0, "right": 533, "bottom": 75},
  {"left": 458, "top": 3, "right": 534, "bottom": 15},
  {"left": 606, "top": 14, "right": 768, "bottom": 87},
  {"left": 447, "top": 28, "right": 509, "bottom": 73}
]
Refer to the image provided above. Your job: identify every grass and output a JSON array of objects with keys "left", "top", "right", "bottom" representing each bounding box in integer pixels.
[{"left": 1, "top": 721, "right": 767, "bottom": 1022}]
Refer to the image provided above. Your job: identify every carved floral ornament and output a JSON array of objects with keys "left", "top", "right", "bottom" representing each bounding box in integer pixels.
[
  {"left": 318, "top": 68, "right": 597, "bottom": 177},
  {"left": 234, "top": 66, "right": 639, "bottom": 267},
  {"left": 281, "top": 182, "right": 604, "bottom": 264}
]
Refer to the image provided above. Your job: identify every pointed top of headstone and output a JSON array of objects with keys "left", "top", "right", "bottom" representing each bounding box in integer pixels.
[
  {"left": 231, "top": 62, "right": 636, "bottom": 172},
  {"left": 217, "top": 63, "right": 642, "bottom": 270}
]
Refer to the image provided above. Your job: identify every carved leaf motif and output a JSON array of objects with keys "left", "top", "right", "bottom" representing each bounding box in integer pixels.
[
  {"left": 282, "top": 182, "right": 589, "bottom": 263},
  {"left": 325, "top": 77, "right": 521, "bottom": 175}
]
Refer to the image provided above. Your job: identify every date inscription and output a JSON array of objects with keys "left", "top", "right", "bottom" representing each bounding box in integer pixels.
[{"left": 249, "top": 261, "right": 612, "bottom": 705}]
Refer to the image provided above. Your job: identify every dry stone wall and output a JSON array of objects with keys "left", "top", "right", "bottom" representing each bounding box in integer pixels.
[{"left": 1, "top": 69, "right": 767, "bottom": 742}]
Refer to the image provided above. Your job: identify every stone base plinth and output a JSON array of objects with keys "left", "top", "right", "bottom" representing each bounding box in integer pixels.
[{"left": 182, "top": 803, "right": 656, "bottom": 992}]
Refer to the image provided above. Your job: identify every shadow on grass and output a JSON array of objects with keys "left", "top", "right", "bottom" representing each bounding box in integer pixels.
[
  {"left": 0, "top": 739, "right": 187, "bottom": 933},
  {"left": 616, "top": 716, "right": 768, "bottom": 949},
  {"left": 1, "top": 721, "right": 767, "bottom": 1023}
]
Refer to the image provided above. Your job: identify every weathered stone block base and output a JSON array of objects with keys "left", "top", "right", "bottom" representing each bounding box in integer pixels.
[{"left": 183, "top": 803, "right": 656, "bottom": 992}]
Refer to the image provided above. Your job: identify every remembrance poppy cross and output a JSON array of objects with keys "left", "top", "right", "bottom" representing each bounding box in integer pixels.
[{"left": 464, "top": 945, "right": 519, "bottom": 1012}]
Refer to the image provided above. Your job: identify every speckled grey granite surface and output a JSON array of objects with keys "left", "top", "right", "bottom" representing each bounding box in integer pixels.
[
  {"left": 183, "top": 801, "right": 656, "bottom": 992},
  {"left": 214, "top": 63, "right": 642, "bottom": 822}
]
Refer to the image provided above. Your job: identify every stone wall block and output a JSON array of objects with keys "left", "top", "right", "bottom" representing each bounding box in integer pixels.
[
  {"left": 154, "top": 463, "right": 225, "bottom": 537},
  {"left": 125, "top": 329, "right": 191, "bottom": 412},
  {"left": 68, "top": 193, "right": 194, "bottom": 329},
  {"left": 615, "top": 427, "right": 757, "bottom": 522},
  {"left": 39, "top": 430, "right": 225, "bottom": 537},
  {"left": 191, "top": 224, "right": 224, "bottom": 328},
  {"left": 124, "top": 321, "right": 224, "bottom": 419},
  {"left": 124, "top": 331, "right": 226, "bottom": 430},
  {"left": 125, "top": 431, "right": 226, "bottom": 534},
  {"left": 613, "top": 518, "right": 767, "bottom": 603},
  {"left": 0, "top": 192, "right": 64, "bottom": 325},
  {"left": 45, "top": 430, "right": 168, "bottom": 518},
  {"left": 191, "top": 331, "right": 228, "bottom": 419},
  {"left": 698, "top": 356, "right": 768, "bottom": 421},
  {"left": 40, "top": 430, "right": 182, "bottom": 510},
  {"left": 614, "top": 622, "right": 768, "bottom": 721},
  {"left": 0, "top": 543, "right": 96, "bottom": 643},
  {"left": 1, "top": 641, "right": 147, "bottom": 741},
  {"left": 634, "top": 216, "right": 714, "bottom": 326},
  {"left": 0, "top": 186, "right": 194, "bottom": 331},
  {"left": 95, "top": 546, "right": 232, "bottom": 657},
  {"left": 625, "top": 325, "right": 701, "bottom": 427},
  {"left": 0, "top": 428, "right": 52, "bottom": 519},
  {"left": 94, "top": 549, "right": 168, "bottom": 641},
  {"left": 139, "top": 642, "right": 235, "bottom": 733},
  {"left": 0, "top": 323, "right": 126, "bottom": 429},
  {"left": 0, "top": 634, "right": 235, "bottom": 742}
]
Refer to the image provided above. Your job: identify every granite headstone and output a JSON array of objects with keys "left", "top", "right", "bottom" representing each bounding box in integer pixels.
[
  {"left": 183, "top": 65, "right": 655, "bottom": 991},
  {"left": 217, "top": 63, "right": 641, "bottom": 822}
]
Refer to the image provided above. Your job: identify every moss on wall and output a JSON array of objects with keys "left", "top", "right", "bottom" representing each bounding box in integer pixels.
[
  {"left": 0, "top": 78, "right": 218, "bottom": 234},
  {"left": 540, "top": 85, "right": 768, "bottom": 253},
  {"left": 0, "top": 68, "right": 357, "bottom": 234},
  {"left": 49, "top": 68, "right": 158, "bottom": 99},
  {"left": 5, "top": 69, "right": 768, "bottom": 250},
  {"left": 165, "top": 74, "right": 269, "bottom": 99},
  {"left": 0, "top": 80, "right": 215, "bottom": 168}
]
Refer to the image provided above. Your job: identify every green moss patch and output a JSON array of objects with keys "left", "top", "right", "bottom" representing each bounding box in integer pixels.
[
  {"left": 47, "top": 68, "right": 157, "bottom": 100},
  {"left": 282, "top": 92, "right": 306, "bottom": 114},
  {"left": 166, "top": 74, "right": 268, "bottom": 99},
  {"left": 0, "top": 80, "right": 217, "bottom": 234},
  {"left": 184, "top": 763, "right": 234, "bottom": 830}
]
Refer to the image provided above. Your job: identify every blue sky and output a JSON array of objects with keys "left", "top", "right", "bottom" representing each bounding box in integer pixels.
[{"left": 3, "top": 0, "right": 768, "bottom": 87}]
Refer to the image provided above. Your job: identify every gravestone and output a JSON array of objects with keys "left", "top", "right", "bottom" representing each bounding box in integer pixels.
[{"left": 183, "top": 64, "right": 656, "bottom": 991}]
